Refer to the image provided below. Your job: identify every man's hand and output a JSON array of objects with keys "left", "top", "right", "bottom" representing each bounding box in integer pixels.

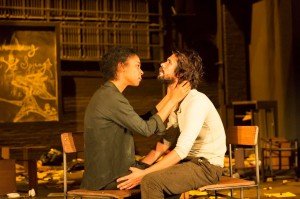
[{"left": 117, "top": 167, "right": 146, "bottom": 190}]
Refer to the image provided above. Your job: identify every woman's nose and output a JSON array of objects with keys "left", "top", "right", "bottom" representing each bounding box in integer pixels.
[{"left": 160, "top": 62, "right": 165, "bottom": 68}]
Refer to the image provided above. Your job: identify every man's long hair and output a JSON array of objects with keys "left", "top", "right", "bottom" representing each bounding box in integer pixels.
[{"left": 173, "top": 49, "right": 204, "bottom": 89}]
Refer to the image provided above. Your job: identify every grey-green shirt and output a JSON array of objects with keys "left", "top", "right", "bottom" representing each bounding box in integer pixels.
[{"left": 80, "top": 81, "right": 165, "bottom": 190}]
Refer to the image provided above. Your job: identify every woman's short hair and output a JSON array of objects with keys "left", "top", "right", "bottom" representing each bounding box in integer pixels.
[{"left": 101, "top": 47, "right": 138, "bottom": 81}]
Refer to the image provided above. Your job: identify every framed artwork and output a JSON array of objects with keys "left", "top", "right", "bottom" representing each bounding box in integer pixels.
[{"left": 0, "top": 22, "right": 61, "bottom": 123}]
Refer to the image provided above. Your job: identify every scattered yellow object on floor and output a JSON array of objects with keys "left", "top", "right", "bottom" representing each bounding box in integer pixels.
[
  {"left": 188, "top": 190, "right": 208, "bottom": 196},
  {"left": 264, "top": 192, "right": 296, "bottom": 197}
]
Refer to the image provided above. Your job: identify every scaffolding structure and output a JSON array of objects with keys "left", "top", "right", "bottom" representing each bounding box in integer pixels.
[{"left": 0, "top": 0, "right": 164, "bottom": 62}]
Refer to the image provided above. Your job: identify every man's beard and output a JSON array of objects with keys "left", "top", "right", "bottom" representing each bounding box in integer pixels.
[{"left": 157, "top": 74, "right": 176, "bottom": 84}]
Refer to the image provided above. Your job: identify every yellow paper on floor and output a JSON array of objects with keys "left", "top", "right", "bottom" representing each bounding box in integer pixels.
[
  {"left": 264, "top": 192, "right": 296, "bottom": 197},
  {"left": 189, "top": 190, "right": 207, "bottom": 196}
]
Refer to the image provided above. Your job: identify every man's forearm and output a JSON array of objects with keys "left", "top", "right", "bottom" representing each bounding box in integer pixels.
[
  {"left": 143, "top": 150, "right": 181, "bottom": 175},
  {"left": 141, "top": 142, "right": 170, "bottom": 165},
  {"left": 141, "top": 150, "right": 161, "bottom": 165}
]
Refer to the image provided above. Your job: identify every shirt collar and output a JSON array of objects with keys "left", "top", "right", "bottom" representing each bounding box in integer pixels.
[{"left": 103, "top": 81, "right": 120, "bottom": 93}]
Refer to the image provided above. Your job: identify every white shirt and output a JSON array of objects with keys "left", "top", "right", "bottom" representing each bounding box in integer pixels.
[{"left": 167, "top": 89, "right": 226, "bottom": 167}]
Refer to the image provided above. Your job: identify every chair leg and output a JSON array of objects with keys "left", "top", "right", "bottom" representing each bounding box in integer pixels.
[
  {"left": 261, "top": 148, "right": 265, "bottom": 181},
  {"left": 240, "top": 188, "right": 243, "bottom": 198},
  {"left": 214, "top": 190, "right": 218, "bottom": 199}
]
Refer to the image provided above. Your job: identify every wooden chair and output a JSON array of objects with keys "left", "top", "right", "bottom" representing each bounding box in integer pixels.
[
  {"left": 189, "top": 126, "right": 260, "bottom": 199},
  {"left": 61, "top": 132, "right": 141, "bottom": 199}
]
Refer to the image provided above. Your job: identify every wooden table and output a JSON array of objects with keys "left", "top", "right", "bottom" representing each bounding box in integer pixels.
[{"left": 1, "top": 145, "right": 49, "bottom": 191}]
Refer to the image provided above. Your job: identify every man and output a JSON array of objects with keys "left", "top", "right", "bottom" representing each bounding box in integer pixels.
[
  {"left": 80, "top": 47, "right": 190, "bottom": 190},
  {"left": 117, "top": 49, "right": 226, "bottom": 199}
]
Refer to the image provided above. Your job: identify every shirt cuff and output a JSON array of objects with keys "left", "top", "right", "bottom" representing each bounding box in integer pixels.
[{"left": 139, "top": 107, "right": 158, "bottom": 120}]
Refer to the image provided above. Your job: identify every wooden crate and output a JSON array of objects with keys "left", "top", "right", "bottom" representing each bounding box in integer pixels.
[
  {"left": 264, "top": 156, "right": 290, "bottom": 170},
  {"left": 263, "top": 137, "right": 292, "bottom": 157},
  {"left": 262, "top": 137, "right": 296, "bottom": 170}
]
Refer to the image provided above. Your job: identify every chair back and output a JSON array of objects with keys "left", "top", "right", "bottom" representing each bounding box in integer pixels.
[
  {"left": 227, "top": 126, "right": 260, "bottom": 184},
  {"left": 61, "top": 132, "right": 84, "bottom": 154},
  {"left": 60, "top": 132, "right": 84, "bottom": 196},
  {"left": 226, "top": 126, "right": 258, "bottom": 146}
]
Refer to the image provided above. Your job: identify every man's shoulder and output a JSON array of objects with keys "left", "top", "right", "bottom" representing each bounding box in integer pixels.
[
  {"left": 180, "top": 90, "right": 212, "bottom": 110},
  {"left": 188, "top": 89, "right": 209, "bottom": 100}
]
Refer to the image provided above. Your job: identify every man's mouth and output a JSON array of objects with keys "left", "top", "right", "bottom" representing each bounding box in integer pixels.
[{"left": 158, "top": 68, "right": 164, "bottom": 77}]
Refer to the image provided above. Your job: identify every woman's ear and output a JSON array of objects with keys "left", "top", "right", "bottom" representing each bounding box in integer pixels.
[
  {"left": 117, "top": 62, "right": 125, "bottom": 73},
  {"left": 113, "top": 62, "right": 124, "bottom": 80}
]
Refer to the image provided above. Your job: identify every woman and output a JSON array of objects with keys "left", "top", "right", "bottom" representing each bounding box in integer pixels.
[{"left": 80, "top": 47, "right": 190, "bottom": 190}]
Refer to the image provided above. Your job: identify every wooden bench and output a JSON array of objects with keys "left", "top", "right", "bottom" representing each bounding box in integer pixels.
[{"left": 61, "top": 132, "right": 140, "bottom": 199}]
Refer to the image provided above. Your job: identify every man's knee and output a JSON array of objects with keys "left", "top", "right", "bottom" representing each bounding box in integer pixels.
[
  {"left": 141, "top": 173, "right": 154, "bottom": 186},
  {"left": 141, "top": 173, "right": 162, "bottom": 189}
]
